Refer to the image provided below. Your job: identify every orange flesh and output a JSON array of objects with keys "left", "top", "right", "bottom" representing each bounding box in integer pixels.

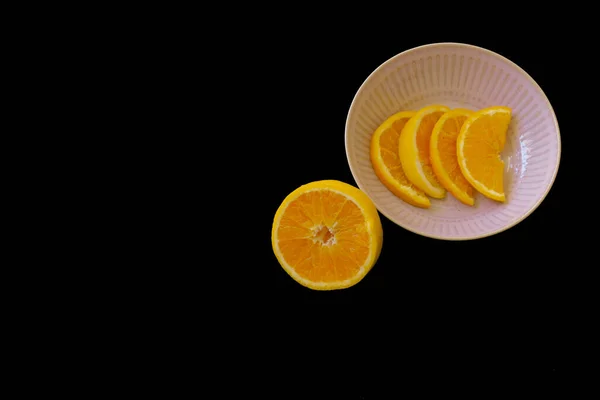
[
  {"left": 462, "top": 113, "right": 509, "bottom": 195},
  {"left": 438, "top": 115, "right": 474, "bottom": 197},
  {"left": 277, "top": 190, "right": 370, "bottom": 283},
  {"left": 379, "top": 119, "right": 421, "bottom": 190},
  {"left": 417, "top": 112, "right": 445, "bottom": 187}
]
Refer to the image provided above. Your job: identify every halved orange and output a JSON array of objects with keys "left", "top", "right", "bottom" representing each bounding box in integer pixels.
[
  {"left": 271, "top": 180, "right": 383, "bottom": 290},
  {"left": 430, "top": 108, "right": 476, "bottom": 206},
  {"left": 399, "top": 105, "right": 450, "bottom": 198},
  {"left": 370, "top": 111, "right": 431, "bottom": 208},
  {"left": 457, "top": 106, "right": 511, "bottom": 202}
]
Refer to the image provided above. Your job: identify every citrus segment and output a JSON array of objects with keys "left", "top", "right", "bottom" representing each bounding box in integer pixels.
[
  {"left": 370, "top": 111, "right": 431, "bottom": 208},
  {"left": 272, "top": 180, "right": 383, "bottom": 290},
  {"left": 430, "top": 108, "right": 476, "bottom": 206},
  {"left": 399, "top": 105, "right": 450, "bottom": 198},
  {"left": 457, "top": 106, "right": 511, "bottom": 202}
]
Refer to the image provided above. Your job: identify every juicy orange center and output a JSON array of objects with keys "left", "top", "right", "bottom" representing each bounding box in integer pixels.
[
  {"left": 313, "top": 225, "right": 335, "bottom": 245},
  {"left": 277, "top": 190, "right": 370, "bottom": 283}
]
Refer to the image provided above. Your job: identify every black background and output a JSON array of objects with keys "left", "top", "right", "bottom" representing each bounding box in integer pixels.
[
  {"left": 257, "top": 38, "right": 569, "bottom": 293},
  {"left": 236, "top": 26, "right": 591, "bottom": 380}
]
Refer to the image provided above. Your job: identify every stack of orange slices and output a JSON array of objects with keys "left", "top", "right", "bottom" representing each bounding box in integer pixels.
[{"left": 370, "top": 105, "right": 512, "bottom": 207}]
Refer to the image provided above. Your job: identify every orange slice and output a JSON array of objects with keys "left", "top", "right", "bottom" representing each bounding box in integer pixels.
[
  {"left": 430, "top": 108, "right": 476, "bottom": 206},
  {"left": 457, "top": 106, "right": 511, "bottom": 202},
  {"left": 271, "top": 180, "right": 383, "bottom": 290},
  {"left": 370, "top": 111, "right": 431, "bottom": 208},
  {"left": 399, "top": 105, "right": 450, "bottom": 198}
]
